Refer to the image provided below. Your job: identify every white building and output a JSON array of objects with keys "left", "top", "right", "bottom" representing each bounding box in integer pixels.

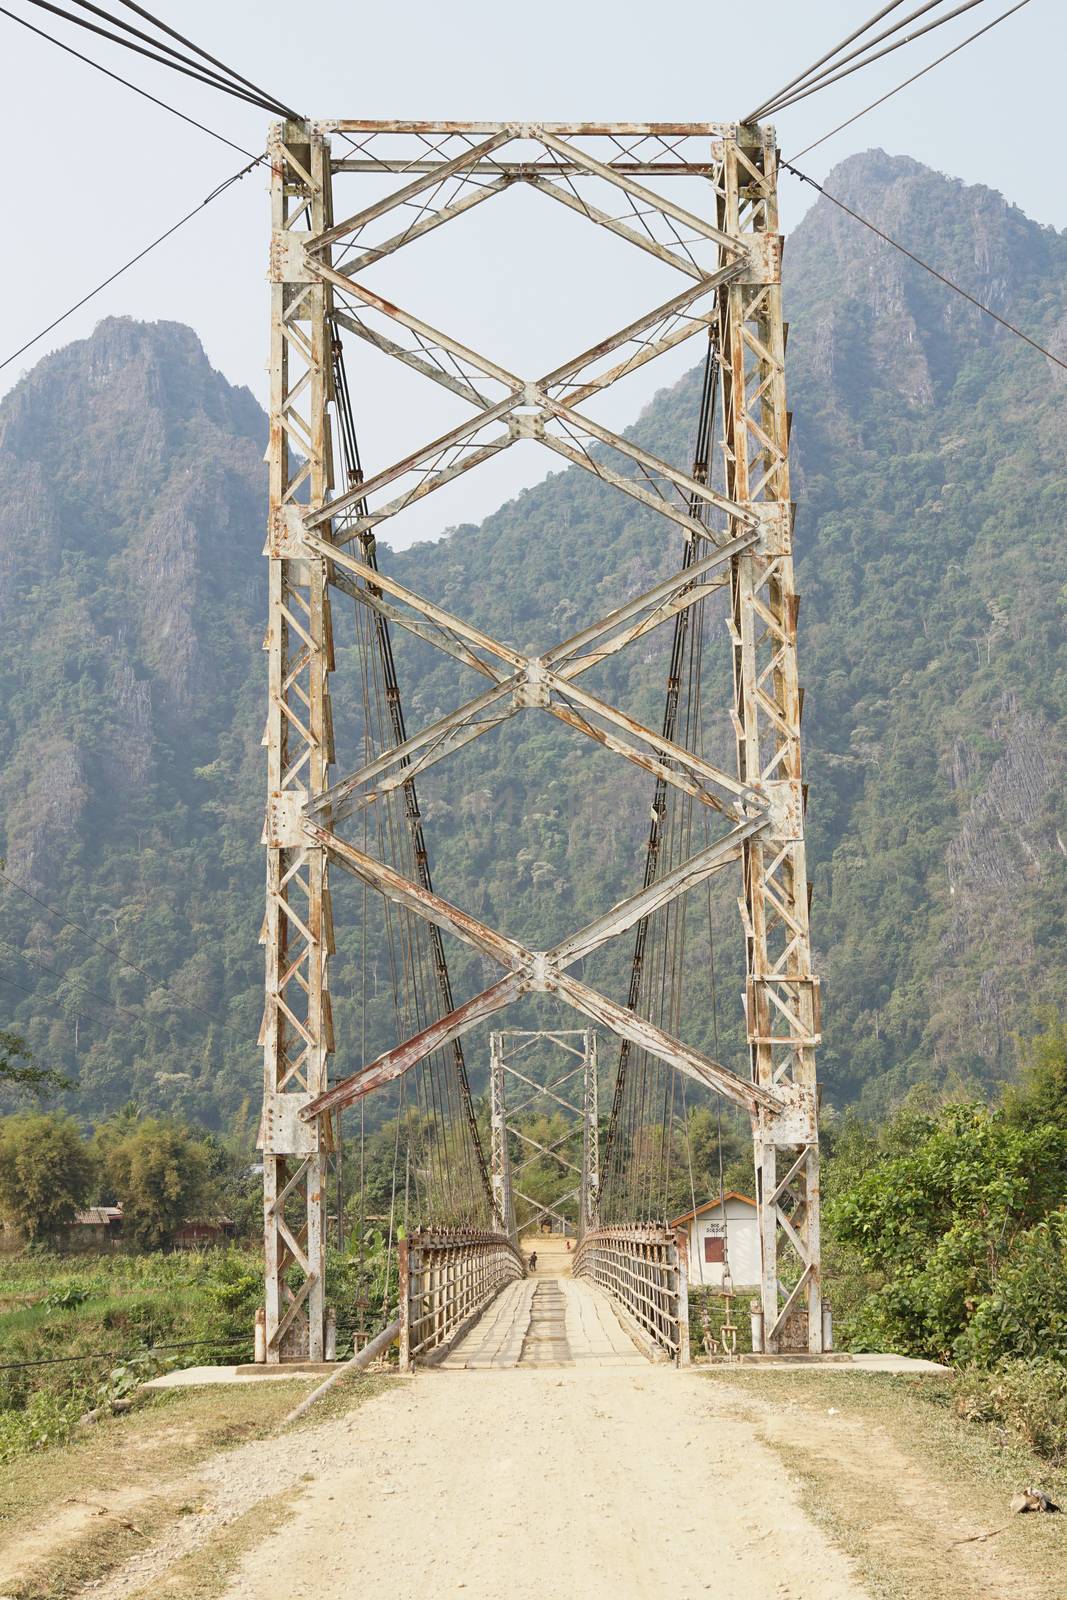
[{"left": 671, "top": 1193, "right": 760, "bottom": 1289}]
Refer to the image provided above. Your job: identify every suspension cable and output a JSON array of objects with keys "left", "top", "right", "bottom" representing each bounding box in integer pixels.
[
  {"left": 330, "top": 332, "right": 494, "bottom": 1222},
  {"left": 788, "top": 0, "right": 1030, "bottom": 160},
  {"left": 107, "top": 0, "right": 302, "bottom": 117},
  {"left": 758, "top": 0, "right": 991, "bottom": 118},
  {"left": 747, "top": 0, "right": 985, "bottom": 120},
  {"left": 0, "top": 4, "right": 262, "bottom": 158},
  {"left": 744, "top": 0, "right": 913, "bottom": 121},
  {"left": 602, "top": 331, "right": 719, "bottom": 1219},
  {"left": 20, "top": 0, "right": 297, "bottom": 115}
]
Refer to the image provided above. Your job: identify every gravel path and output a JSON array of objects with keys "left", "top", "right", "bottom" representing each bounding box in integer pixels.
[{"left": 217, "top": 1366, "right": 868, "bottom": 1600}]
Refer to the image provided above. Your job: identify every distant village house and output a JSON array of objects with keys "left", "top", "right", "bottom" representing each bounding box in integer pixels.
[{"left": 62, "top": 1206, "right": 235, "bottom": 1251}]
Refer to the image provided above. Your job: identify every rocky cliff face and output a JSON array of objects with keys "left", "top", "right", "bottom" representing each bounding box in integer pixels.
[
  {"left": 0, "top": 318, "right": 264, "bottom": 886},
  {"left": 0, "top": 152, "right": 1064, "bottom": 1125}
]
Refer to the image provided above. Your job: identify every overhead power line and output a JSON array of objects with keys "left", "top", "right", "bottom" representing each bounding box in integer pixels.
[
  {"left": 0, "top": 968, "right": 155, "bottom": 1041},
  {"left": 780, "top": 161, "right": 1067, "bottom": 375},
  {"left": 0, "top": 868, "right": 246, "bottom": 1038},
  {"left": 19, "top": 0, "right": 298, "bottom": 116},
  {"left": 0, "top": 1334, "right": 252, "bottom": 1373},
  {"left": 0, "top": 4, "right": 261, "bottom": 159},
  {"left": 4, "top": 942, "right": 145, "bottom": 1025},
  {"left": 789, "top": 0, "right": 1031, "bottom": 159},
  {"left": 0, "top": 154, "right": 259, "bottom": 374}
]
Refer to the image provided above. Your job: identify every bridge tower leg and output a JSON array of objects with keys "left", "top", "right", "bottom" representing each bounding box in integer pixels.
[
  {"left": 261, "top": 120, "right": 336, "bottom": 1361},
  {"left": 489, "top": 1033, "right": 516, "bottom": 1244},
  {"left": 717, "top": 126, "right": 825, "bottom": 1354},
  {"left": 580, "top": 1031, "right": 600, "bottom": 1238}
]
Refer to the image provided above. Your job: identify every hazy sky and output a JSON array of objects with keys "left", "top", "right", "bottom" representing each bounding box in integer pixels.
[{"left": 2, "top": 0, "right": 1059, "bottom": 545}]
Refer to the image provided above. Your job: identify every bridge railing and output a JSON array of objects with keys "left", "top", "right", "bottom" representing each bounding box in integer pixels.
[
  {"left": 573, "top": 1224, "right": 689, "bottom": 1364},
  {"left": 398, "top": 1227, "right": 526, "bottom": 1368}
]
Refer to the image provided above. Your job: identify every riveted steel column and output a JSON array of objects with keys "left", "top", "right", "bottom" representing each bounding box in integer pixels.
[
  {"left": 581, "top": 1031, "right": 600, "bottom": 1237},
  {"left": 489, "top": 1033, "right": 515, "bottom": 1243},
  {"left": 262, "top": 120, "right": 335, "bottom": 1362},
  {"left": 717, "top": 126, "right": 824, "bottom": 1353}
]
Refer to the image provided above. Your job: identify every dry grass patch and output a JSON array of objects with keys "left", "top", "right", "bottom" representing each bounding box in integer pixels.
[
  {"left": 0, "top": 1377, "right": 386, "bottom": 1599},
  {"left": 708, "top": 1370, "right": 1067, "bottom": 1600}
]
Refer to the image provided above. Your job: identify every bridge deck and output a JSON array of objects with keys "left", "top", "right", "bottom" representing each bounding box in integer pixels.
[{"left": 440, "top": 1274, "right": 646, "bottom": 1368}]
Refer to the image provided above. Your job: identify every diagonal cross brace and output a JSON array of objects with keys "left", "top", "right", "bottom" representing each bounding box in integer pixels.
[
  {"left": 306, "top": 261, "right": 754, "bottom": 538},
  {"left": 300, "top": 815, "right": 776, "bottom": 1120},
  {"left": 304, "top": 532, "right": 761, "bottom": 826}
]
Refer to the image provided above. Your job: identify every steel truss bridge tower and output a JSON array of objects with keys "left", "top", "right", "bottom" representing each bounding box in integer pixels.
[
  {"left": 489, "top": 1029, "right": 600, "bottom": 1244},
  {"left": 260, "top": 118, "right": 824, "bottom": 1361}
]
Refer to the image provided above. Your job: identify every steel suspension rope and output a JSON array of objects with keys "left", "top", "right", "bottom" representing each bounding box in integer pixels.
[
  {"left": 330, "top": 334, "right": 494, "bottom": 1223},
  {"left": 19, "top": 0, "right": 299, "bottom": 115},
  {"left": 601, "top": 332, "right": 720, "bottom": 1219},
  {"left": 788, "top": 0, "right": 1031, "bottom": 160},
  {"left": 746, "top": 0, "right": 988, "bottom": 121}
]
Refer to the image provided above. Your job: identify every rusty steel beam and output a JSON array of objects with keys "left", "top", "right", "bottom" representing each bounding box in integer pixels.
[
  {"left": 304, "top": 534, "right": 755, "bottom": 826},
  {"left": 322, "top": 119, "right": 737, "bottom": 135},
  {"left": 300, "top": 814, "right": 774, "bottom": 1122},
  {"left": 333, "top": 159, "right": 722, "bottom": 175},
  {"left": 307, "top": 976, "right": 526, "bottom": 1118}
]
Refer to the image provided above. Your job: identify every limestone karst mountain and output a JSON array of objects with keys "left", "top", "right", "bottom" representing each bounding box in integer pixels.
[{"left": 1, "top": 150, "right": 1064, "bottom": 1124}]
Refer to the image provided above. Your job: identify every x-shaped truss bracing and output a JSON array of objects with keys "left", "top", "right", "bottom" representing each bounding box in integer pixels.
[
  {"left": 487, "top": 1030, "right": 599, "bottom": 1243},
  {"left": 263, "top": 120, "right": 825, "bottom": 1361}
]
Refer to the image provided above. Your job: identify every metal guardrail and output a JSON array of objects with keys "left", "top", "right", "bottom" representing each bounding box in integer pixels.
[
  {"left": 573, "top": 1225, "right": 689, "bottom": 1364},
  {"left": 398, "top": 1227, "right": 526, "bottom": 1367}
]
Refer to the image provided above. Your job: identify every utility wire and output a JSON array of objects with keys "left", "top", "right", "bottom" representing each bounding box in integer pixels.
[
  {"left": 0, "top": 155, "right": 259, "bottom": 374},
  {"left": 0, "top": 5, "right": 261, "bottom": 157},
  {"left": 745, "top": 0, "right": 912, "bottom": 121},
  {"left": 760, "top": 0, "right": 991, "bottom": 117},
  {"left": 780, "top": 161, "right": 1067, "bottom": 374},
  {"left": 0, "top": 1334, "right": 252, "bottom": 1372},
  {"left": 4, "top": 943, "right": 145, "bottom": 1026},
  {"left": 0, "top": 868, "right": 247, "bottom": 1037},
  {"left": 20, "top": 0, "right": 293, "bottom": 115},
  {"left": 0, "top": 968, "right": 162, "bottom": 1045},
  {"left": 789, "top": 0, "right": 1030, "bottom": 159}
]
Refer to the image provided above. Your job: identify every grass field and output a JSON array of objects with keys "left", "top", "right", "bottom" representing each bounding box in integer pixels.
[{"left": 0, "top": 1248, "right": 262, "bottom": 1461}]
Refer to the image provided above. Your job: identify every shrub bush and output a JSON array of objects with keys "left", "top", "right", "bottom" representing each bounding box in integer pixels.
[{"left": 954, "top": 1358, "right": 1067, "bottom": 1465}]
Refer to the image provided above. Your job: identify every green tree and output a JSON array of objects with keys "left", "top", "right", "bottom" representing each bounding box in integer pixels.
[
  {"left": 956, "top": 1209, "right": 1067, "bottom": 1367},
  {"left": 1003, "top": 1017, "right": 1067, "bottom": 1133},
  {"left": 827, "top": 1100, "right": 1067, "bottom": 1361},
  {"left": 0, "top": 1029, "right": 70, "bottom": 1099},
  {"left": 0, "top": 1112, "right": 92, "bottom": 1241},
  {"left": 98, "top": 1117, "right": 210, "bottom": 1250}
]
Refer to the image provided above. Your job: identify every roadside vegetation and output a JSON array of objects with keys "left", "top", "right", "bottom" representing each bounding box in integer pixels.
[
  {"left": 822, "top": 1016, "right": 1067, "bottom": 1464},
  {"left": 2, "top": 1017, "right": 1066, "bottom": 1480}
]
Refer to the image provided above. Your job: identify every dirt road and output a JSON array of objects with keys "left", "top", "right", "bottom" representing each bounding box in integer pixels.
[{"left": 219, "top": 1365, "right": 866, "bottom": 1600}]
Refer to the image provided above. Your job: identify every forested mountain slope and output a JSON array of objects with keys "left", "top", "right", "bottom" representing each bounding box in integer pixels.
[{"left": 0, "top": 150, "right": 1064, "bottom": 1125}]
